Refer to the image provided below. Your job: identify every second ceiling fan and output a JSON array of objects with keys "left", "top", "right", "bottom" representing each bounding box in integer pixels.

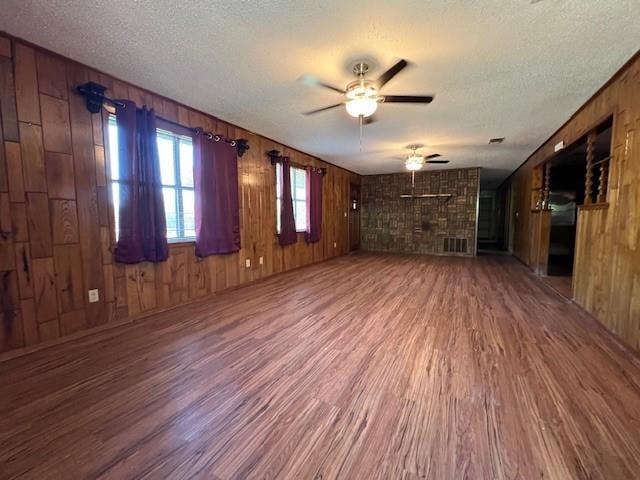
[
  {"left": 396, "top": 145, "right": 450, "bottom": 171},
  {"left": 301, "top": 59, "right": 435, "bottom": 124}
]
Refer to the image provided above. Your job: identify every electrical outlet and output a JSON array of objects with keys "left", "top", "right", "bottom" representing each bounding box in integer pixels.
[
  {"left": 333, "top": 242, "right": 337, "bottom": 248},
  {"left": 88, "top": 289, "right": 99, "bottom": 303},
  {"left": 259, "top": 256, "right": 264, "bottom": 265},
  {"left": 245, "top": 258, "right": 251, "bottom": 268}
]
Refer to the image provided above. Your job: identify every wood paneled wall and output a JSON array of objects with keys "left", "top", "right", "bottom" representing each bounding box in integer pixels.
[
  {"left": 506, "top": 52, "right": 640, "bottom": 349},
  {"left": 0, "top": 34, "right": 359, "bottom": 354}
]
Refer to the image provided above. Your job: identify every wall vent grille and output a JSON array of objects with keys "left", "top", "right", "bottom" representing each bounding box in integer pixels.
[{"left": 443, "top": 237, "right": 468, "bottom": 254}]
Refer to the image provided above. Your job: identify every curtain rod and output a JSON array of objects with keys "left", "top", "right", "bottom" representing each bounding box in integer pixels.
[
  {"left": 267, "top": 150, "right": 327, "bottom": 176},
  {"left": 75, "top": 82, "right": 250, "bottom": 157}
]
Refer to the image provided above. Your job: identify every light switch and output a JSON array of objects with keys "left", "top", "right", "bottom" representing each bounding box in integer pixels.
[
  {"left": 259, "top": 256, "right": 264, "bottom": 265},
  {"left": 245, "top": 258, "right": 251, "bottom": 268},
  {"left": 88, "top": 289, "right": 99, "bottom": 303}
]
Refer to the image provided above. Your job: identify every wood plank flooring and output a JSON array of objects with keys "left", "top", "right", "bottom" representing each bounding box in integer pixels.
[
  {"left": 1, "top": 253, "right": 640, "bottom": 479},
  {"left": 542, "top": 275, "right": 574, "bottom": 300}
]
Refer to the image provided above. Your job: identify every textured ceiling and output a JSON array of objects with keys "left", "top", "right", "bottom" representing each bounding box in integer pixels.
[{"left": 2, "top": 1, "right": 639, "bottom": 187}]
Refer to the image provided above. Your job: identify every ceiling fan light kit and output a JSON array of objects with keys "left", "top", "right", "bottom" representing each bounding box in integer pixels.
[
  {"left": 405, "top": 154, "right": 424, "bottom": 171},
  {"left": 345, "top": 92, "right": 378, "bottom": 117},
  {"left": 399, "top": 145, "right": 450, "bottom": 172}
]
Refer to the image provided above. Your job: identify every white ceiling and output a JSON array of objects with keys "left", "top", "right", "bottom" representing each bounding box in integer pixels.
[{"left": 2, "top": 1, "right": 639, "bottom": 187}]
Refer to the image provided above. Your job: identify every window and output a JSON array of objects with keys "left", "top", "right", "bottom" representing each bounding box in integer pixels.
[
  {"left": 107, "top": 115, "right": 195, "bottom": 242},
  {"left": 275, "top": 164, "right": 307, "bottom": 233}
]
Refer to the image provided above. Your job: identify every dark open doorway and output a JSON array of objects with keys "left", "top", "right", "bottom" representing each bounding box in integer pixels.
[
  {"left": 477, "top": 188, "right": 508, "bottom": 254},
  {"left": 545, "top": 117, "right": 612, "bottom": 295}
]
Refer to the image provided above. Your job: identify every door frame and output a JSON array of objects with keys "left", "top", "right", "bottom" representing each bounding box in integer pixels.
[{"left": 348, "top": 182, "right": 361, "bottom": 251}]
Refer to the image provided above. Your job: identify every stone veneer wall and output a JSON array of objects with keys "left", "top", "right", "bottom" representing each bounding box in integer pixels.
[{"left": 361, "top": 168, "right": 480, "bottom": 256}]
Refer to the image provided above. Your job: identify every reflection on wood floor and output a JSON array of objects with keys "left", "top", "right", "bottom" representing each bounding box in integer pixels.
[{"left": 1, "top": 253, "right": 639, "bottom": 479}]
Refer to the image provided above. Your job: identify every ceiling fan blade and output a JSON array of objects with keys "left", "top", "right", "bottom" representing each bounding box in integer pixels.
[
  {"left": 424, "top": 153, "right": 441, "bottom": 159},
  {"left": 298, "top": 75, "right": 345, "bottom": 94},
  {"left": 382, "top": 95, "right": 434, "bottom": 104},
  {"left": 302, "top": 103, "right": 344, "bottom": 115},
  {"left": 376, "top": 59, "right": 409, "bottom": 89},
  {"left": 426, "top": 160, "right": 450, "bottom": 164}
]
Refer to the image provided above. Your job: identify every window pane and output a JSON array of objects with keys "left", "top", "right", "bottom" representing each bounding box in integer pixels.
[
  {"left": 296, "top": 170, "right": 307, "bottom": 235},
  {"left": 108, "top": 116, "right": 119, "bottom": 180},
  {"left": 294, "top": 168, "right": 306, "bottom": 190},
  {"left": 275, "top": 165, "right": 282, "bottom": 233},
  {"left": 157, "top": 135, "right": 176, "bottom": 185},
  {"left": 276, "top": 198, "right": 281, "bottom": 233},
  {"left": 292, "top": 168, "right": 307, "bottom": 201},
  {"left": 163, "top": 187, "right": 178, "bottom": 239},
  {"left": 179, "top": 139, "right": 194, "bottom": 187},
  {"left": 295, "top": 200, "right": 307, "bottom": 231},
  {"left": 275, "top": 164, "right": 282, "bottom": 199},
  {"left": 111, "top": 182, "right": 120, "bottom": 241},
  {"left": 182, "top": 189, "right": 196, "bottom": 238},
  {"left": 290, "top": 169, "right": 297, "bottom": 199}
]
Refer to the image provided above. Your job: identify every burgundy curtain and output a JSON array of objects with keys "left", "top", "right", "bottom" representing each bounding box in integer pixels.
[
  {"left": 114, "top": 100, "right": 168, "bottom": 263},
  {"left": 194, "top": 134, "right": 240, "bottom": 256},
  {"left": 305, "top": 167, "right": 323, "bottom": 243},
  {"left": 278, "top": 157, "right": 297, "bottom": 246}
]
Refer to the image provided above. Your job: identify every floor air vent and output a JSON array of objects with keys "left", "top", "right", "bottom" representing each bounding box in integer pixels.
[{"left": 444, "top": 237, "right": 467, "bottom": 254}]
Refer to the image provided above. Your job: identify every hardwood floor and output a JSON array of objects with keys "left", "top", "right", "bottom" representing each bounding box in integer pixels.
[
  {"left": 1, "top": 253, "right": 640, "bottom": 479},
  {"left": 542, "top": 275, "right": 574, "bottom": 300}
]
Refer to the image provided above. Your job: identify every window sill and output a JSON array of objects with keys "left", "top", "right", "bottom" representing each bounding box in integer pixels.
[
  {"left": 168, "top": 238, "right": 196, "bottom": 247},
  {"left": 110, "top": 239, "right": 196, "bottom": 249}
]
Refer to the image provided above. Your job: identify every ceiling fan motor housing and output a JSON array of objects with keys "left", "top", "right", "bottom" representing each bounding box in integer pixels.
[{"left": 345, "top": 79, "right": 378, "bottom": 100}]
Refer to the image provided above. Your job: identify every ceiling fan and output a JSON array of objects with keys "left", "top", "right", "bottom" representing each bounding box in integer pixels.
[
  {"left": 397, "top": 145, "right": 450, "bottom": 171},
  {"left": 397, "top": 145, "right": 452, "bottom": 199},
  {"left": 300, "top": 60, "right": 435, "bottom": 142}
]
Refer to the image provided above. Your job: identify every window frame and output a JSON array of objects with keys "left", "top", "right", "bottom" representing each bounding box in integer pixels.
[
  {"left": 107, "top": 114, "right": 196, "bottom": 244},
  {"left": 156, "top": 127, "right": 196, "bottom": 242},
  {"left": 275, "top": 164, "right": 308, "bottom": 234},
  {"left": 291, "top": 166, "right": 308, "bottom": 233}
]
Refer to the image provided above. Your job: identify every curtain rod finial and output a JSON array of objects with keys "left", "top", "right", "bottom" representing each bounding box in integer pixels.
[
  {"left": 76, "top": 81, "right": 107, "bottom": 114},
  {"left": 267, "top": 149, "right": 282, "bottom": 165},
  {"left": 236, "top": 139, "right": 250, "bottom": 157}
]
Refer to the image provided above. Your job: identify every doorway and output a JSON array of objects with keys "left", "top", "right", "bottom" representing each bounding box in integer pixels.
[
  {"left": 477, "top": 188, "right": 508, "bottom": 253},
  {"left": 544, "top": 117, "right": 612, "bottom": 297},
  {"left": 349, "top": 183, "right": 361, "bottom": 251}
]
